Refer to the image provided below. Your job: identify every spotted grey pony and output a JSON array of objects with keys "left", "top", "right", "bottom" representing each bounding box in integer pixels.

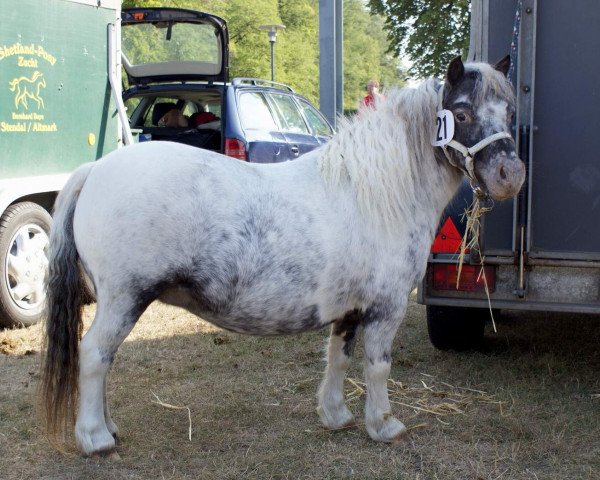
[{"left": 41, "top": 56, "right": 525, "bottom": 456}]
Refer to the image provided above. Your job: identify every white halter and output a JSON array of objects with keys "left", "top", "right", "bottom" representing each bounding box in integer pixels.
[{"left": 437, "top": 85, "right": 514, "bottom": 190}]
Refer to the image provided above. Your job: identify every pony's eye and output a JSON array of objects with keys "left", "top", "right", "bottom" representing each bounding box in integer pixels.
[{"left": 455, "top": 112, "right": 469, "bottom": 123}]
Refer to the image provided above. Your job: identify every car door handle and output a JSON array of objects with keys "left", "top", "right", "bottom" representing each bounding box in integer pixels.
[{"left": 290, "top": 145, "right": 299, "bottom": 155}]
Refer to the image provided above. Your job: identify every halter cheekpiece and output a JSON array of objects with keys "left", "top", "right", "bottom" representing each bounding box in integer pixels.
[{"left": 436, "top": 85, "right": 513, "bottom": 198}]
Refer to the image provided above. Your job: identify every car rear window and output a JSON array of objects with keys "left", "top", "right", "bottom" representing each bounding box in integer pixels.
[
  {"left": 298, "top": 100, "right": 333, "bottom": 137},
  {"left": 238, "top": 92, "right": 278, "bottom": 131},
  {"left": 122, "top": 22, "right": 220, "bottom": 67},
  {"left": 268, "top": 94, "right": 310, "bottom": 134}
]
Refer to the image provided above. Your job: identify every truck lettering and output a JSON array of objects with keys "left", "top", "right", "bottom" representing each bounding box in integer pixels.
[
  {"left": 0, "top": 121, "right": 57, "bottom": 133},
  {"left": 1, "top": 121, "right": 26, "bottom": 132},
  {"left": 12, "top": 112, "right": 44, "bottom": 121},
  {"left": 32, "top": 122, "right": 57, "bottom": 132},
  {"left": 17, "top": 56, "right": 39, "bottom": 68},
  {"left": 0, "top": 43, "right": 56, "bottom": 66}
]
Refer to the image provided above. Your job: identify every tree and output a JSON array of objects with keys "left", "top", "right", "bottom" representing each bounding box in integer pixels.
[{"left": 367, "top": 0, "right": 470, "bottom": 79}]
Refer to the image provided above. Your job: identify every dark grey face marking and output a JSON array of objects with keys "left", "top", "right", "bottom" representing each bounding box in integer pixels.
[{"left": 444, "top": 71, "right": 486, "bottom": 154}]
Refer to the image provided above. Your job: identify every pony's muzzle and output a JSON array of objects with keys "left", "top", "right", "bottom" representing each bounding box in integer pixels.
[
  {"left": 481, "top": 153, "right": 526, "bottom": 200},
  {"left": 488, "top": 155, "right": 525, "bottom": 200}
]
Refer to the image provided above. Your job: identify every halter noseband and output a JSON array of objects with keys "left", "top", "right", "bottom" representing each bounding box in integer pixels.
[{"left": 437, "top": 85, "right": 514, "bottom": 197}]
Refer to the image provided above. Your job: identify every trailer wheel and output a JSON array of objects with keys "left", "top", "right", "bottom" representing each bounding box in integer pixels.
[
  {"left": 426, "top": 305, "right": 486, "bottom": 350},
  {"left": 0, "top": 202, "right": 52, "bottom": 327}
]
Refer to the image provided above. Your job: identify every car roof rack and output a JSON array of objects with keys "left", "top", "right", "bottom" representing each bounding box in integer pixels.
[{"left": 232, "top": 77, "right": 294, "bottom": 92}]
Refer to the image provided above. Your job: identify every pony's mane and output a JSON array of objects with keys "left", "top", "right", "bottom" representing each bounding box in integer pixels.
[{"left": 318, "top": 78, "right": 440, "bottom": 232}]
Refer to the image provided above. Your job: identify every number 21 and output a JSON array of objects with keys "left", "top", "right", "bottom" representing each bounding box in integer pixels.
[{"left": 436, "top": 116, "right": 447, "bottom": 141}]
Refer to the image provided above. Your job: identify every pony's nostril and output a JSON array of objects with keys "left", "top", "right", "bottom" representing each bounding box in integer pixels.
[{"left": 499, "top": 166, "right": 508, "bottom": 181}]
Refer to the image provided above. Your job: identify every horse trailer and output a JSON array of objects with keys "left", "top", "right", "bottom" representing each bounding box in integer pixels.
[
  {"left": 419, "top": 0, "right": 600, "bottom": 349},
  {"left": 0, "top": 0, "right": 128, "bottom": 327}
]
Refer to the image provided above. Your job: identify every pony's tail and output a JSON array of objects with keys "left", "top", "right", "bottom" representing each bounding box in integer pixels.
[{"left": 40, "top": 162, "right": 95, "bottom": 445}]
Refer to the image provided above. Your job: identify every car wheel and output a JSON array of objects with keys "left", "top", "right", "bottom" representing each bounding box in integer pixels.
[
  {"left": 426, "top": 305, "right": 486, "bottom": 350},
  {"left": 0, "top": 202, "right": 52, "bottom": 327}
]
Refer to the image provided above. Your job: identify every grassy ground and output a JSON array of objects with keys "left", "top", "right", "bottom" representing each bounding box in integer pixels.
[{"left": 1, "top": 293, "right": 599, "bottom": 479}]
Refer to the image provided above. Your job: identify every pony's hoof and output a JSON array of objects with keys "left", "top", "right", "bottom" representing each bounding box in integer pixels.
[
  {"left": 317, "top": 405, "right": 355, "bottom": 430},
  {"left": 391, "top": 428, "right": 409, "bottom": 444},
  {"left": 91, "top": 449, "right": 121, "bottom": 461},
  {"left": 366, "top": 414, "right": 407, "bottom": 442}
]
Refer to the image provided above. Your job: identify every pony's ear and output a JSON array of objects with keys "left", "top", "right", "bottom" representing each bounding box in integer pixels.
[
  {"left": 494, "top": 54, "right": 511, "bottom": 77},
  {"left": 446, "top": 56, "right": 464, "bottom": 86}
]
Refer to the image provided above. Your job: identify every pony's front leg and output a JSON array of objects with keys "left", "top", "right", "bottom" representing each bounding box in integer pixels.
[
  {"left": 317, "top": 315, "right": 359, "bottom": 429},
  {"left": 363, "top": 307, "right": 407, "bottom": 442}
]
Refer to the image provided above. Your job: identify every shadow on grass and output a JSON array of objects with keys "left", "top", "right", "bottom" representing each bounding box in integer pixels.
[{"left": 480, "top": 309, "right": 600, "bottom": 358}]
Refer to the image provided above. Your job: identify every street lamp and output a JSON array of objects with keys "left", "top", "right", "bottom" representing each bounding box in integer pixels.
[{"left": 259, "top": 24, "right": 286, "bottom": 82}]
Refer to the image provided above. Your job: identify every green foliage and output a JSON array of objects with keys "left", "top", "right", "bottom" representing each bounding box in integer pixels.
[
  {"left": 343, "top": 0, "right": 405, "bottom": 110},
  {"left": 121, "top": 0, "right": 403, "bottom": 108},
  {"left": 368, "top": 0, "right": 470, "bottom": 79}
]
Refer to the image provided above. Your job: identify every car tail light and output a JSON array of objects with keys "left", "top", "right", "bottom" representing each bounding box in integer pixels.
[
  {"left": 432, "top": 264, "right": 496, "bottom": 292},
  {"left": 224, "top": 138, "right": 247, "bottom": 161}
]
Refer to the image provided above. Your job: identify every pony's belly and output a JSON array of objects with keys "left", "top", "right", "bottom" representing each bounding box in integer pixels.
[{"left": 159, "top": 287, "right": 325, "bottom": 336}]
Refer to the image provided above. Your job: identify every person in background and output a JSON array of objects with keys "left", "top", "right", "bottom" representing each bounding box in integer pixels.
[
  {"left": 359, "top": 79, "right": 384, "bottom": 110},
  {"left": 158, "top": 108, "right": 189, "bottom": 127}
]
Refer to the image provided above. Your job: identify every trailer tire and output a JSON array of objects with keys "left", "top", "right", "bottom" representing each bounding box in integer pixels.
[
  {"left": 0, "top": 202, "right": 52, "bottom": 327},
  {"left": 426, "top": 305, "right": 486, "bottom": 350}
]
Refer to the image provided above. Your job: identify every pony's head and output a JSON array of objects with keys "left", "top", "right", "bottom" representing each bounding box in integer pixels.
[{"left": 441, "top": 56, "right": 525, "bottom": 200}]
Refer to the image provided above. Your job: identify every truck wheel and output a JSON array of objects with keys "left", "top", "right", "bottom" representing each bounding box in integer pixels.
[
  {"left": 426, "top": 305, "right": 486, "bottom": 350},
  {"left": 0, "top": 202, "right": 52, "bottom": 327}
]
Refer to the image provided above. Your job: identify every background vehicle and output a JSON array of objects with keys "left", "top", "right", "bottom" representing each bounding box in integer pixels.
[
  {"left": 419, "top": 0, "right": 600, "bottom": 349},
  {"left": 122, "top": 7, "right": 333, "bottom": 163},
  {"left": 0, "top": 0, "right": 123, "bottom": 327}
]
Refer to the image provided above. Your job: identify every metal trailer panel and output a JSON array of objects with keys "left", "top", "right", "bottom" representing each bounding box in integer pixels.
[
  {"left": 0, "top": 0, "right": 120, "bottom": 179},
  {"left": 528, "top": 0, "right": 600, "bottom": 260},
  {"left": 480, "top": 0, "right": 519, "bottom": 255}
]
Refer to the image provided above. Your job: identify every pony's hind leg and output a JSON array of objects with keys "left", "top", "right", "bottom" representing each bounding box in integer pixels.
[
  {"left": 317, "top": 312, "right": 360, "bottom": 429},
  {"left": 104, "top": 377, "right": 118, "bottom": 440},
  {"left": 75, "top": 297, "right": 141, "bottom": 456},
  {"left": 362, "top": 304, "right": 407, "bottom": 442}
]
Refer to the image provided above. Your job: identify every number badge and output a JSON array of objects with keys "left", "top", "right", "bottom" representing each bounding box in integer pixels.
[{"left": 431, "top": 110, "right": 455, "bottom": 147}]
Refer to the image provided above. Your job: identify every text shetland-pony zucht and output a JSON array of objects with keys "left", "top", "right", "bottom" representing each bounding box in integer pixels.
[{"left": 41, "top": 57, "right": 525, "bottom": 456}]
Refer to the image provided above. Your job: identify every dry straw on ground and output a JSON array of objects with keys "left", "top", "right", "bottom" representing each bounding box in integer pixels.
[
  {"left": 151, "top": 392, "right": 193, "bottom": 441},
  {"left": 345, "top": 373, "right": 506, "bottom": 430}
]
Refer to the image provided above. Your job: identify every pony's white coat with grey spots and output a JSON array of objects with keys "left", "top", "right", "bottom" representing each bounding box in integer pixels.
[{"left": 41, "top": 57, "right": 525, "bottom": 456}]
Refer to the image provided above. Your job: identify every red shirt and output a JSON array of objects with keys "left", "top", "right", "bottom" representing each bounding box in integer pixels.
[{"left": 361, "top": 94, "right": 375, "bottom": 109}]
